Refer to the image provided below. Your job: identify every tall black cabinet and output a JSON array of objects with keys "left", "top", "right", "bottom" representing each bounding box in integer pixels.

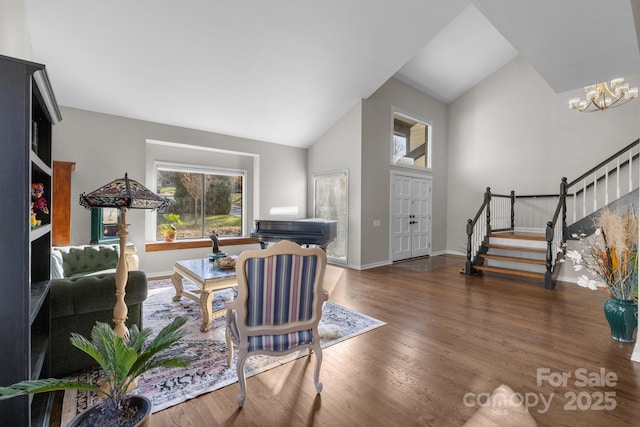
[{"left": 0, "top": 55, "right": 62, "bottom": 425}]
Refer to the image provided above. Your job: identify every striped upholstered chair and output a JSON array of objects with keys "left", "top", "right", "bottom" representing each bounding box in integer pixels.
[{"left": 225, "top": 240, "right": 328, "bottom": 407}]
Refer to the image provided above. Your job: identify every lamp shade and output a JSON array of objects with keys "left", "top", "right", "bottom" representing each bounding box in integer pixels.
[{"left": 79, "top": 173, "right": 169, "bottom": 210}]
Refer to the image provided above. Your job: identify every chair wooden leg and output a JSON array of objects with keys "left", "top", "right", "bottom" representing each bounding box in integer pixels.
[
  {"left": 312, "top": 344, "right": 323, "bottom": 393},
  {"left": 236, "top": 353, "right": 248, "bottom": 407},
  {"left": 225, "top": 328, "right": 234, "bottom": 367}
]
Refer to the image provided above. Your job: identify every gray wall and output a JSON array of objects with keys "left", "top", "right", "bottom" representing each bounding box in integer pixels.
[
  {"left": 0, "top": 0, "right": 31, "bottom": 60},
  {"left": 361, "top": 78, "right": 449, "bottom": 267},
  {"left": 447, "top": 56, "right": 640, "bottom": 253},
  {"left": 52, "top": 107, "right": 307, "bottom": 275},
  {"left": 308, "top": 100, "right": 363, "bottom": 268}
]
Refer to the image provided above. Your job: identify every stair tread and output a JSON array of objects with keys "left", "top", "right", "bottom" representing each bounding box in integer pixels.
[
  {"left": 474, "top": 265, "right": 546, "bottom": 279},
  {"left": 479, "top": 254, "right": 546, "bottom": 265},
  {"left": 486, "top": 243, "right": 546, "bottom": 253},
  {"left": 491, "top": 231, "right": 546, "bottom": 241}
]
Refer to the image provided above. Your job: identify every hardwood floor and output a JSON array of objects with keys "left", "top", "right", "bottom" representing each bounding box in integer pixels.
[{"left": 84, "top": 255, "right": 640, "bottom": 426}]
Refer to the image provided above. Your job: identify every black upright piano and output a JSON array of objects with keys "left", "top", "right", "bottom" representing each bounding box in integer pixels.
[{"left": 251, "top": 218, "right": 337, "bottom": 250}]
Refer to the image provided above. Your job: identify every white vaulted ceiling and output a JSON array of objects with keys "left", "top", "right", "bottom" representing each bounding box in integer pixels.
[{"left": 22, "top": 0, "right": 640, "bottom": 148}]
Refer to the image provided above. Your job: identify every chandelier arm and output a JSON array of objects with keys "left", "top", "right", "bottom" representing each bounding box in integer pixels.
[
  {"left": 589, "top": 98, "right": 604, "bottom": 111},
  {"left": 603, "top": 82, "right": 616, "bottom": 98},
  {"left": 607, "top": 96, "right": 624, "bottom": 108},
  {"left": 583, "top": 97, "right": 631, "bottom": 112}
]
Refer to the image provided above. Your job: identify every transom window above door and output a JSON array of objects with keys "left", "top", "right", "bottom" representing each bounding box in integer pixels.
[{"left": 391, "top": 109, "right": 432, "bottom": 170}]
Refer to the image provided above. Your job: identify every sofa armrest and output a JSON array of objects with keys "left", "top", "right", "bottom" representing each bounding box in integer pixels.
[{"left": 51, "top": 270, "right": 148, "bottom": 318}]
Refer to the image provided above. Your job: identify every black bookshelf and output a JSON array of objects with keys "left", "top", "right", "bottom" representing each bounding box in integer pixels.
[{"left": 0, "top": 54, "right": 61, "bottom": 426}]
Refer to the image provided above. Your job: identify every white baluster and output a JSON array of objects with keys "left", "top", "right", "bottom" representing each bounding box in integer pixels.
[
  {"left": 629, "top": 150, "right": 633, "bottom": 193},
  {"left": 582, "top": 179, "right": 587, "bottom": 218},
  {"left": 616, "top": 158, "right": 620, "bottom": 200},
  {"left": 593, "top": 172, "right": 597, "bottom": 212},
  {"left": 605, "top": 165, "right": 609, "bottom": 206}
]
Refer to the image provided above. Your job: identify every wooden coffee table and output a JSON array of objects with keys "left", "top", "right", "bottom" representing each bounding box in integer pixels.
[{"left": 171, "top": 257, "right": 237, "bottom": 332}]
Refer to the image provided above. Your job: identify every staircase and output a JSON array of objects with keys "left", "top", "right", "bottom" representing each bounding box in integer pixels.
[
  {"left": 463, "top": 139, "right": 639, "bottom": 290},
  {"left": 475, "top": 231, "right": 547, "bottom": 280}
]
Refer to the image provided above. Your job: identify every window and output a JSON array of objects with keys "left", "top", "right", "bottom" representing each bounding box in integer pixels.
[
  {"left": 313, "top": 171, "right": 348, "bottom": 263},
  {"left": 392, "top": 109, "right": 431, "bottom": 169},
  {"left": 155, "top": 162, "right": 245, "bottom": 240}
]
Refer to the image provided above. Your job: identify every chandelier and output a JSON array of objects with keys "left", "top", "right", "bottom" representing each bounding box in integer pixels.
[{"left": 569, "top": 78, "right": 638, "bottom": 112}]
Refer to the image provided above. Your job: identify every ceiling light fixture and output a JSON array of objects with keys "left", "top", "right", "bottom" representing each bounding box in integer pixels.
[{"left": 569, "top": 78, "right": 638, "bottom": 112}]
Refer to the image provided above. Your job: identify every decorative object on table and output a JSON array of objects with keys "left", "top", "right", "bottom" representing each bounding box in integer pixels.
[
  {"left": 31, "top": 182, "right": 49, "bottom": 223},
  {"left": 0, "top": 316, "right": 188, "bottom": 427},
  {"left": 209, "top": 252, "right": 227, "bottom": 260},
  {"left": 160, "top": 213, "right": 183, "bottom": 242},
  {"left": 210, "top": 231, "right": 220, "bottom": 253},
  {"left": 564, "top": 208, "right": 638, "bottom": 342},
  {"left": 79, "top": 173, "right": 169, "bottom": 337},
  {"left": 215, "top": 256, "right": 236, "bottom": 269}
]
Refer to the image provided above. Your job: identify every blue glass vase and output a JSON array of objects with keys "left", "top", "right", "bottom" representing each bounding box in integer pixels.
[{"left": 603, "top": 298, "right": 638, "bottom": 342}]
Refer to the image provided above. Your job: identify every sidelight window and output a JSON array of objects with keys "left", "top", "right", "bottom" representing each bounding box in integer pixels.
[{"left": 313, "top": 170, "right": 348, "bottom": 263}]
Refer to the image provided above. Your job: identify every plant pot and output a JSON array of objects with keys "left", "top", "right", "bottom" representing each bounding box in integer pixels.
[
  {"left": 66, "top": 395, "right": 151, "bottom": 427},
  {"left": 603, "top": 298, "right": 638, "bottom": 343},
  {"left": 164, "top": 230, "right": 176, "bottom": 242}
]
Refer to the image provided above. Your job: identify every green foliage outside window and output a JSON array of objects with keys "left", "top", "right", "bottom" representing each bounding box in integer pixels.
[{"left": 156, "top": 169, "right": 243, "bottom": 240}]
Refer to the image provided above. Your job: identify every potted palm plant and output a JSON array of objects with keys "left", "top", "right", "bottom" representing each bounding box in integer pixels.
[{"left": 0, "top": 316, "right": 188, "bottom": 427}]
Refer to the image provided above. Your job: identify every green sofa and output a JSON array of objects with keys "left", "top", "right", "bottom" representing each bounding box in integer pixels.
[{"left": 50, "top": 244, "right": 148, "bottom": 377}]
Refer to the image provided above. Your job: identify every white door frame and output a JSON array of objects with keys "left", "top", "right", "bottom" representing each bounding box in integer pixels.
[{"left": 389, "top": 170, "right": 433, "bottom": 262}]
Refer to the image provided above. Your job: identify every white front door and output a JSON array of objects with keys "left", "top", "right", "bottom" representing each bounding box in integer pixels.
[
  {"left": 411, "top": 177, "right": 431, "bottom": 257},
  {"left": 391, "top": 173, "right": 432, "bottom": 261}
]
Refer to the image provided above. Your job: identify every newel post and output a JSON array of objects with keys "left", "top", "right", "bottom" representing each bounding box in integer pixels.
[
  {"left": 510, "top": 190, "right": 515, "bottom": 229},
  {"left": 560, "top": 177, "right": 568, "bottom": 243},
  {"left": 465, "top": 219, "right": 474, "bottom": 275},
  {"left": 485, "top": 187, "right": 492, "bottom": 237},
  {"left": 544, "top": 221, "right": 555, "bottom": 290}
]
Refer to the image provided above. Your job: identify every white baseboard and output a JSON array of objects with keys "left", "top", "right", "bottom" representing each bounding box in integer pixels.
[
  {"left": 430, "top": 249, "right": 449, "bottom": 256},
  {"left": 148, "top": 270, "right": 174, "bottom": 279},
  {"left": 445, "top": 249, "right": 466, "bottom": 256},
  {"left": 358, "top": 260, "right": 392, "bottom": 270}
]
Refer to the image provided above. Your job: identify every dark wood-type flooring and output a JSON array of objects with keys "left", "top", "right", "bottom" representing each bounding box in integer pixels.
[{"left": 56, "top": 255, "right": 640, "bottom": 426}]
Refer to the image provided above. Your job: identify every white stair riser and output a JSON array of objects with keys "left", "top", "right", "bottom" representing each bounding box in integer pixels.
[
  {"left": 484, "top": 259, "right": 546, "bottom": 273},
  {"left": 489, "top": 237, "right": 547, "bottom": 250},
  {"left": 486, "top": 248, "right": 546, "bottom": 260}
]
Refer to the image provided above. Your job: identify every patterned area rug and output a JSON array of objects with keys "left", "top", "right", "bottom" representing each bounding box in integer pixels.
[{"left": 61, "top": 278, "right": 385, "bottom": 422}]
